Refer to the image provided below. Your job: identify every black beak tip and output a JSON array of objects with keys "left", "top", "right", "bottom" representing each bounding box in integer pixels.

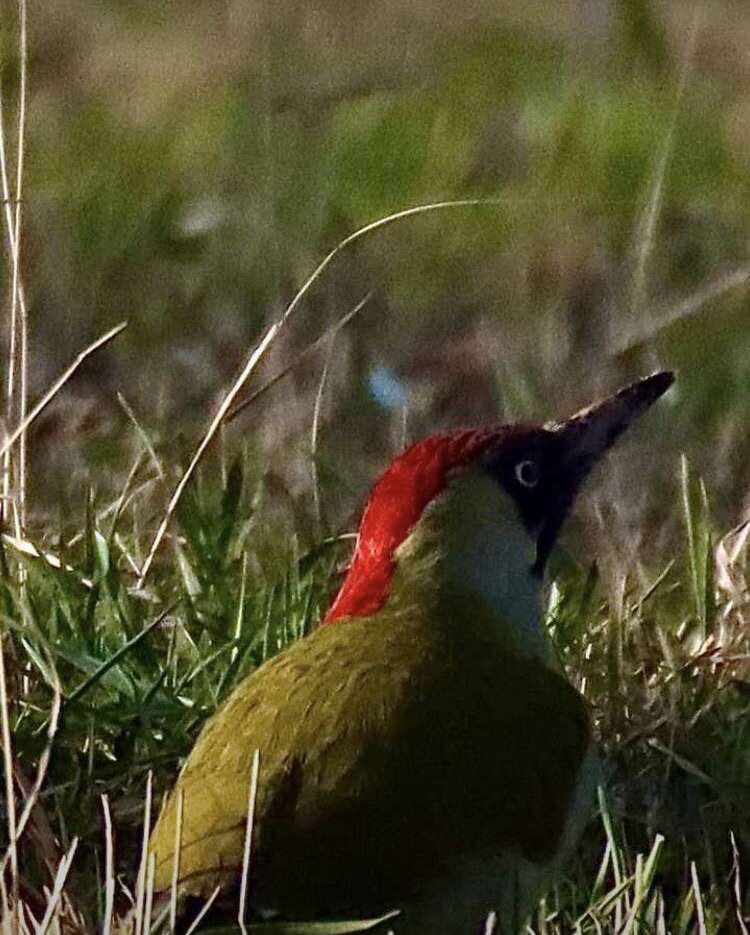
[
  {"left": 535, "top": 370, "right": 675, "bottom": 576},
  {"left": 558, "top": 369, "right": 676, "bottom": 472},
  {"left": 634, "top": 370, "right": 675, "bottom": 403}
]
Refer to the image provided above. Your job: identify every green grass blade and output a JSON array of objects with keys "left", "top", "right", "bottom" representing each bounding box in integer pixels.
[
  {"left": 200, "top": 911, "right": 400, "bottom": 934},
  {"left": 66, "top": 603, "right": 176, "bottom": 705}
]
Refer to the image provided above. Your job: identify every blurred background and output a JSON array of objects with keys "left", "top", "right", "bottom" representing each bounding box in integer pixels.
[{"left": 6, "top": 0, "right": 750, "bottom": 553}]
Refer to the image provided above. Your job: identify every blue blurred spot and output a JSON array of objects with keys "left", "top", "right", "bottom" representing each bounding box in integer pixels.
[{"left": 368, "top": 366, "right": 408, "bottom": 410}]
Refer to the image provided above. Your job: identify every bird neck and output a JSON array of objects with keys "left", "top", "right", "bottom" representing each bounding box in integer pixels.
[{"left": 390, "top": 471, "right": 551, "bottom": 663}]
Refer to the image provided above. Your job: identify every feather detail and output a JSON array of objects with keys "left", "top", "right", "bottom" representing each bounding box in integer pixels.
[
  {"left": 150, "top": 611, "right": 590, "bottom": 918},
  {"left": 326, "top": 426, "right": 527, "bottom": 621}
]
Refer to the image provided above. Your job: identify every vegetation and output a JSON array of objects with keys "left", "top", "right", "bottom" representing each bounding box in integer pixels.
[
  {"left": 3, "top": 447, "right": 749, "bottom": 933},
  {"left": 0, "top": 0, "right": 748, "bottom": 932}
]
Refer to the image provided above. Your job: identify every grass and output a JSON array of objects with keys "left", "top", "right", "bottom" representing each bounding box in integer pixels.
[
  {"left": 0, "top": 436, "right": 748, "bottom": 934},
  {"left": 0, "top": 2, "right": 749, "bottom": 932}
]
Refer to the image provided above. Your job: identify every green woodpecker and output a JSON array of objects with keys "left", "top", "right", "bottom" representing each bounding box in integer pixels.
[{"left": 150, "top": 372, "right": 674, "bottom": 934}]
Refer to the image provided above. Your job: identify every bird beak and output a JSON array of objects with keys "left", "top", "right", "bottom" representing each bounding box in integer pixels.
[
  {"left": 550, "top": 370, "right": 675, "bottom": 481},
  {"left": 532, "top": 371, "right": 674, "bottom": 574}
]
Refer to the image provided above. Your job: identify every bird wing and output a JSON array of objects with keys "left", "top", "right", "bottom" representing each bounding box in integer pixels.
[{"left": 150, "top": 615, "right": 589, "bottom": 916}]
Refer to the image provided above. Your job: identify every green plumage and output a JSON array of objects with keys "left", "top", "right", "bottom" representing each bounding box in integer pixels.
[
  {"left": 150, "top": 604, "right": 588, "bottom": 917},
  {"left": 149, "top": 373, "right": 674, "bottom": 930}
]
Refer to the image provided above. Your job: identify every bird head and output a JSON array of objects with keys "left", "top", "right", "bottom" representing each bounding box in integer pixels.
[{"left": 326, "top": 372, "right": 673, "bottom": 655}]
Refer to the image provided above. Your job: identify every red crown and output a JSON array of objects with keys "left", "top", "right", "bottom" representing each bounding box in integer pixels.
[{"left": 325, "top": 426, "right": 512, "bottom": 622}]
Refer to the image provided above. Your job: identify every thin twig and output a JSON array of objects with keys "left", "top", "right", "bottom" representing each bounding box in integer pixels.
[
  {"left": 14, "top": 0, "right": 29, "bottom": 534},
  {"left": 137, "top": 320, "right": 281, "bottom": 586},
  {"left": 143, "top": 854, "right": 156, "bottom": 935},
  {"left": 311, "top": 331, "right": 336, "bottom": 532},
  {"left": 690, "top": 861, "right": 707, "bottom": 934},
  {"left": 117, "top": 392, "right": 168, "bottom": 482},
  {"left": 283, "top": 199, "right": 491, "bottom": 328},
  {"left": 36, "top": 839, "right": 78, "bottom": 935},
  {"left": 101, "top": 796, "right": 115, "bottom": 935},
  {"left": 237, "top": 750, "right": 260, "bottom": 935},
  {"left": 0, "top": 322, "right": 128, "bottom": 463},
  {"left": 226, "top": 291, "right": 372, "bottom": 424},
  {"left": 64, "top": 477, "right": 157, "bottom": 551},
  {"left": 134, "top": 772, "right": 153, "bottom": 935},
  {"left": 183, "top": 887, "right": 221, "bottom": 935},
  {"left": 613, "top": 265, "right": 750, "bottom": 358},
  {"left": 1, "top": 533, "right": 94, "bottom": 589},
  {"left": 0, "top": 679, "right": 62, "bottom": 875},
  {"left": 139, "top": 199, "right": 497, "bottom": 586},
  {"left": 0, "top": 74, "right": 26, "bottom": 531},
  {"left": 108, "top": 450, "right": 147, "bottom": 542},
  {"left": 0, "top": 869, "right": 8, "bottom": 935},
  {"left": 232, "top": 552, "right": 247, "bottom": 666}
]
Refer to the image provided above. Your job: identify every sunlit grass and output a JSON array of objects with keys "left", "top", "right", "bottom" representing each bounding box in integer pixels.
[
  {"left": 0, "top": 442, "right": 747, "bottom": 933},
  {"left": 1, "top": 3, "right": 749, "bottom": 933}
]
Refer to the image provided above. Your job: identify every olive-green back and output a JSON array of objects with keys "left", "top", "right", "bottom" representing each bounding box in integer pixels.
[{"left": 150, "top": 612, "right": 588, "bottom": 917}]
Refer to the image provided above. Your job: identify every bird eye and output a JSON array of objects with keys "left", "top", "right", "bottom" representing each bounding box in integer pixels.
[{"left": 514, "top": 459, "right": 540, "bottom": 488}]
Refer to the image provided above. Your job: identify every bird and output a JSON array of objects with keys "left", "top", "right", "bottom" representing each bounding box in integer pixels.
[{"left": 149, "top": 371, "right": 674, "bottom": 935}]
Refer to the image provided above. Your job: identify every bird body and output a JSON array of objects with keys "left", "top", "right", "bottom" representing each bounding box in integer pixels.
[
  {"left": 149, "top": 373, "right": 673, "bottom": 933},
  {"left": 154, "top": 601, "right": 593, "bottom": 930}
]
